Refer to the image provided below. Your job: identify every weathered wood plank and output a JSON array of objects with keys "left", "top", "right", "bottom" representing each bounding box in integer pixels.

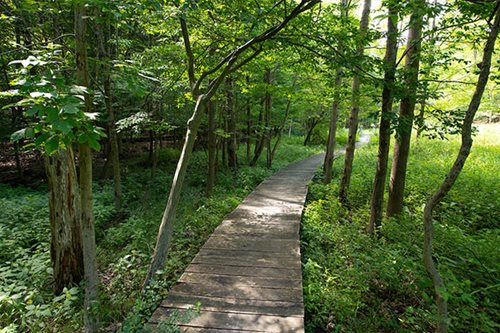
[
  {"left": 150, "top": 309, "right": 305, "bottom": 333},
  {"left": 161, "top": 294, "right": 303, "bottom": 317},
  {"left": 179, "top": 272, "right": 302, "bottom": 289},
  {"left": 185, "top": 263, "right": 301, "bottom": 279},
  {"left": 168, "top": 281, "right": 303, "bottom": 302},
  {"left": 192, "top": 253, "right": 300, "bottom": 269}
]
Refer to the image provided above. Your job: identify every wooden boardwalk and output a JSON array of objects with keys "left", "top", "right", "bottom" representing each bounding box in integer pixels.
[{"left": 149, "top": 153, "right": 324, "bottom": 332}]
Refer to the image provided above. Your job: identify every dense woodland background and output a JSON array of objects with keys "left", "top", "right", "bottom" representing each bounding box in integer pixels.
[{"left": 0, "top": 0, "right": 499, "bottom": 332}]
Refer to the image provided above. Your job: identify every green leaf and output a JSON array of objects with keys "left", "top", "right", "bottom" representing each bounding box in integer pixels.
[
  {"left": 52, "top": 120, "right": 73, "bottom": 134},
  {"left": 46, "top": 107, "right": 59, "bottom": 122},
  {"left": 45, "top": 135, "right": 60, "bottom": 155},
  {"left": 61, "top": 104, "right": 80, "bottom": 114}
]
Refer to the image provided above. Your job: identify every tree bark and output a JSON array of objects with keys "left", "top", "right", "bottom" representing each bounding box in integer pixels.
[
  {"left": 75, "top": 4, "right": 99, "bottom": 332},
  {"left": 206, "top": 99, "right": 217, "bottom": 196},
  {"left": 226, "top": 77, "right": 238, "bottom": 169},
  {"left": 423, "top": 5, "right": 499, "bottom": 332},
  {"left": 367, "top": 3, "right": 399, "bottom": 233},
  {"left": 339, "top": 0, "right": 372, "bottom": 202},
  {"left": 144, "top": 95, "right": 207, "bottom": 287},
  {"left": 246, "top": 77, "right": 252, "bottom": 164},
  {"left": 44, "top": 148, "right": 84, "bottom": 294},
  {"left": 324, "top": 67, "right": 342, "bottom": 183},
  {"left": 387, "top": 0, "right": 425, "bottom": 217},
  {"left": 264, "top": 70, "right": 273, "bottom": 168},
  {"left": 96, "top": 11, "right": 122, "bottom": 211}
]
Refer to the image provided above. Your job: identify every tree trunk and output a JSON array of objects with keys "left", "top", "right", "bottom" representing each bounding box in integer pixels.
[
  {"left": 246, "top": 78, "right": 252, "bottom": 164},
  {"left": 96, "top": 12, "right": 122, "bottom": 211},
  {"left": 44, "top": 148, "right": 84, "bottom": 294},
  {"left": 206, "top": 99, "right": 217, "bottom": 196},
  {"left": 251, "top": 70, "right": 273, "bottom": 166},
  {"left": 75, "top": 4, "right": 99, "bottom": 332},
  {"left": 324, "top": 67, "right": 342, "bottom": 183},
  {"left": 226, "top": 77, "right": 238, "bottom": 169},
  {"left": 387, "top": 0, "right": 425, "bottom": 217},
  {"left": 339, "top": 0, "right": 372, "bottom": 202},
  {"left": 144, "top": 95, "right": 207, "bottom": 289},
  {"left": 367, "top": 3, "right": 399, "bottom": 233},
  {"left": 270, "top": 82, "right": 295, "bottom": 164},
  {"left": 423, "top": 6, "right": 499, "bottom": 332}
]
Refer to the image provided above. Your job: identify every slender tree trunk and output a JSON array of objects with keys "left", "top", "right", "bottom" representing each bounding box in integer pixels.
[
  {"left": 387, "top": 0, "right": 425, "bottom": 217},
  {"left": 416, "top": 101, "right": 426, "bottom": 138},
  {"left": 270, "top": 85, "right": 294, "bottom": 163},
  {"left": 251, "top": 70, "right": 273, "bottom": 166},
  {"left": 206, "top": 99, "right": 217, "bottom": 195},
  {"left": 75, "top": 5, "right": 99, "bottom": 331},
  {"left": 226, "top": 77, "right": 237, "bottom": 169},
  {"left": 367, "top": 3, "right": 399, "bottom": 233},
  {"left": 151, "top": 132, "right": 160, "bottom": 180},
  {"left": 303, "top": 119, "right": 319, "bottom": 146},
  {"left": 339, "top": 0, "right": 372, "bottom": 202},
  {"left": 96, "top": 12, "right": 122, "bottom": 211},
  {"left": 44, "top": 148, "right": 84, "bottom": 294},
  {"left": 144, "top": 96, "right": 207, "bottom": 289},
  {"left": 424, "top": 6, "right": 499, "bottom": 332},
  {"left": 264, "top": 74, "right": 273, "bottom": 168},
  {"left": 246, "top": 78, "right": 252, "bottom": 163},
  {"left": 324, "top": 67, "right": 342, "bottom": 183}
]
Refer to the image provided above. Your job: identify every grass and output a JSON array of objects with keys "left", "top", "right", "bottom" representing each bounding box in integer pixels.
[
  {"left": 0, "top": 135, "right": 322, "bottom": 332},
  {"left": 301, "top": 124, "right": 500, "bottom": 332}
]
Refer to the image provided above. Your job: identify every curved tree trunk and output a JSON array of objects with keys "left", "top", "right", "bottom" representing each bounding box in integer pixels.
[
  {"left": 339, "top": 0, "right": 371, "bottom": 203},
  {"left": 423, "top": 5, "right": 499, "bottom": 332},
  {"left": 387, "top": 0, "right": 425, "bottom": 217},
  {"left": 367, "top": 3, "right": 399, "bottom": 233},
  {"left": 44, "top": 148, "right": 84, "bottom": 294}
]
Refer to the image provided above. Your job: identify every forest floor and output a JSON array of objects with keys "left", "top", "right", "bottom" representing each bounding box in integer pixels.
[{"left": 301, "top": 123, "right": 500, "bottom": 333}]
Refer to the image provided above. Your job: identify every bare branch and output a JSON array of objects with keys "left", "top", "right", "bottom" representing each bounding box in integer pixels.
[{"left": 180, "top": 16, "right": 196, "bottom": 90}]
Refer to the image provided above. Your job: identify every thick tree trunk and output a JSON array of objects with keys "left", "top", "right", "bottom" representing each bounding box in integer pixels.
[
  {"left": 44, "top": 148, "right": 84, "bottom": 294},
  {"left": 423, "top": 6, "right": 499, "bottom": 332},
  {"left": 339, "top": 0, "right": 372, "bottom": 202},
  {"left": 387, "top": 0, "right": 425, "bottom": 217},
  {"left": 75, "top": 4, "right": 99, "bottom": 332},
  {"left": 324, "top": 67, "right": 342, "bottom": 183},
  {"left": 226, "top": 77, "right": 238, "bottom": 169},
  {"left": 367, "top": 4, "right": 399, "bottom": 233},
  {"left": 206, "top": 99, "right": 217, "bottom": 196}
]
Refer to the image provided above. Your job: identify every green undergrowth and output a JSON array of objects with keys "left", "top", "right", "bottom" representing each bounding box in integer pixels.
[
  {"left": 0, "top": 136, "right": 321, "bottom": 332},
  {"left": 301, "top": 124, "right": 499, "bottom": 333}
]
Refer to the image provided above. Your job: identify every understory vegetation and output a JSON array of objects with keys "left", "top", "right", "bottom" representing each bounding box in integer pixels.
[
  {"left": 0, "top": 137, "right": 321, "bottom": 332},
  {"left": 301, "top": 124, "right": 499, "bottom": 333}
]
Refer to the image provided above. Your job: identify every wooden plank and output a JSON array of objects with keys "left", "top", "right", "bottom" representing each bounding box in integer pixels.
[
  {"left": 185, "top": 263, "right": 302, "bottom": 279},
  {"left": 168, "top": 282, "right": 302, "bottom": 302},
  {"left": 161, "top": 294, "right": 303, "bottom": 317},
  {"left": 192, "top": 253, "right": 300, "bottom": 269},
  {"left": 150, "top": 309, "right": 305, "bottom": 333},
  {"left": 203, "top": 237, "right": 300, "bottom": 255},
  {"left": 179, "top": 272, "right": 302, "bottom": 289}
]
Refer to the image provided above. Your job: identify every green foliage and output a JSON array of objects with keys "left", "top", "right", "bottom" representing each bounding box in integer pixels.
[
  {"left": 6, "top": 48, "right": 105, "bottom": 154},
  {"left": 302, "top": 125, "right": 499, "bottom": 332}
]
